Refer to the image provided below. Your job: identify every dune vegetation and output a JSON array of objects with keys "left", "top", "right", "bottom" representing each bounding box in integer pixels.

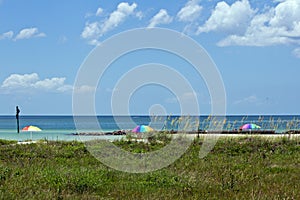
[{"left": 0, "top": 136, "right": 299, "bottom": 199}]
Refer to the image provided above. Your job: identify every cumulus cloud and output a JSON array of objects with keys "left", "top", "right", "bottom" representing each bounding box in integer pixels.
[
  {"left": 1, "top": 73, "right": 72, "bottom": 93},
  {"left": 81, "top": 2, "right": 137, "bottom": 45},
  {"left": 195, "top": 0, "right": 300, "bottom": 49},
  {"left": 197, "top": 0, "right": 255, "bottom": 34},
  {"left": 81, "top": 22, "right": 100, "bottom": 41},
  {"left": 177, "top": 0, "right": 202, "bottom": 22},
  {"left": 269, "top": 0, "right": 300, "bottom": 29},
  {"left": 14, "top": 28, "right": 46, "bottom": 40},
  {"left": 148, "top": 9, "right": 173, "bottom": 28},
  {"left": 2, "top": 73, "right": 39, "bottom": 89},
  {"left": 0, "top": 31, "right": 14, "bottom": 40},
  {"left": 101, "top": 2, "right": 137, "bottom": 34}
]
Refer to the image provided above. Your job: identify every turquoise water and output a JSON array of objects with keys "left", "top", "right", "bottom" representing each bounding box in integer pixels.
[
  {"left": 0, "top": 116, "right": 129, "bottom": 141},
  {"left": 0, "top": 115, "right": 299, "bottom": 141},
  {"left": 0, "top": 129, "right": 125, "bottom": 142}
]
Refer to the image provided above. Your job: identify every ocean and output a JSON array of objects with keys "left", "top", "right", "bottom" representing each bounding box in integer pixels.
[{"left": 0, "top": 115, "right": 299, "bottom": 141}]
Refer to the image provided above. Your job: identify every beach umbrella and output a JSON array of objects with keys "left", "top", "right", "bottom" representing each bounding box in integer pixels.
[
  {"left": 22, "top": 125, "right": 42, "bottom": 132},
  {"left": 239, "top": 123, "right": 261, "bottom": 130},
  {"left": 22, "top": 125, "right": 42, "bottom": 140},
  {"left": 132, "top": 125, "right": 154, "bottom": 133}
]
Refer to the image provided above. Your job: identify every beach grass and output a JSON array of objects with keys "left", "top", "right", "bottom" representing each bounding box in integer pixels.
[{"left": 0, "top": 136, "right": 299, "bottom": 199}]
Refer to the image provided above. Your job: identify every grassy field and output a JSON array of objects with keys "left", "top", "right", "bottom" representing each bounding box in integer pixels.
[{"left": 0, "top": 136, "right": 299, "bottom": 199}]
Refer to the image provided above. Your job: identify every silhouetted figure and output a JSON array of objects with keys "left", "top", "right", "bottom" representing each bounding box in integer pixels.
[{"left": 16, "top": 106, "right": 20, "bottom": 133}]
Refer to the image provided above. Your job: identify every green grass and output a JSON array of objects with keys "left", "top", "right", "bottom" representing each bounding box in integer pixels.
[
  {"left": 0, "top": 139, "right": 17, "bottom": 146},
  {"left": 0, "top": 137, "right": 299, "bottom": 199}
]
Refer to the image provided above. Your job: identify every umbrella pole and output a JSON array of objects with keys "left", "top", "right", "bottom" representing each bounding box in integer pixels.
[{"left": 31, "top": 131, "right": 32, "bottom": 141}]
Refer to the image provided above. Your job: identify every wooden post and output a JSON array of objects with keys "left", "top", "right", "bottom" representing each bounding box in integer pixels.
[{"left": 16, "top": 106, "right": 20, "bottom": 133}]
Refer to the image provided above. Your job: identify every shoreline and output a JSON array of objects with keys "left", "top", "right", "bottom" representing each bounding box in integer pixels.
[{"left": 71, "top": 129, "right": 300, "bottom": 136}]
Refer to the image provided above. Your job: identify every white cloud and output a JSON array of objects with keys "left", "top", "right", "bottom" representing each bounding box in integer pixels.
[
  {"left": 57, "top": 85, "right": 73, "bottom": 92},
  {"left": 198, "top": 0, "right": 255, "bottom": 34},
  {"left": 84, "top": 7, "right": 103, "bottom": 18},
  {"left": 1, "top": 73, "right": 72, "bottom": 93},
  {"left": 14, "top": 28, "right": 46, "bottom": 40},
  {"left": 101, "top": 2, "right": 137, "bottom": 34},
  {"left": 177, "top": 0, "right": 202, "bottom": 22},
  {"left": 234, "top": 95, "right": 258, "bottom": 105},
  {"left": 292, "top": 48, "right": 300, "bottom": 58},
  {"left": 96, "top": 7, "right": 103, "bottom": 16},
  {"left": 269, "top": 0, "right": 300, "bottom": 29},
  {"left": 148, "top": 9, "right": 173, "bottom": 28},
  {"left": 81, "top": 2, "right": 137, "bottom": 44},
  {"left": 0, "top": 31, "right": 13, "bottom": 40},
  {"left": 81, "top": 22, "right": 100, "bottom": 40},
  {"left": 2, "top": 73, "right": 39, "bottom": 89},
  {"left": 213, "top": 0, "right": 300, "bottom": 47},
  {"left": 87, "top": 39, "right": 101, "bottom": 46},
  {"left": 34, "top": 77, "right": 66, "bottom": 90},
  {"left": 73, "top": 85, "right": 96, "bottom": 94},
  {"left": 136, "top": 11, "right": 143, "bottom": 20}
]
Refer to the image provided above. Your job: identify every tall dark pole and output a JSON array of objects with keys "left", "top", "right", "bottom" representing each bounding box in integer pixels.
[{"left": 16, "top": 106, "right": 20, "bottom": 133}]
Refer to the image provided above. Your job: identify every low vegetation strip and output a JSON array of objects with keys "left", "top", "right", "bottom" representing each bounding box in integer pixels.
[{"left": 0, "top": 137, "right": 299, "bottom": 199}]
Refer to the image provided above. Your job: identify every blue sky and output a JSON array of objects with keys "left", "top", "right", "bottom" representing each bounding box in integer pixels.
[{"left": 0, "top": 0, "right": 300, "bottom": 115}]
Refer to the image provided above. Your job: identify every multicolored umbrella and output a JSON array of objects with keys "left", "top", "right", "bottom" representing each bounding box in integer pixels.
[
  {"left": 22, "top": 125, "right": 42, "bottom": 140},
  {"left": 239, "top": 123, "right": 261, "bottom": 130},
  {"left": 22, "top": 125, "right": 42, "bottom": 132},
  {"left": 132, "top": 125, "right": 154, "bottom": 133}
]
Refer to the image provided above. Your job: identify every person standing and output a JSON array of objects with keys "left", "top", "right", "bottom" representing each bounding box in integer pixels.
[{"left": 16, "top": 106, "right": 20, "bottom": 133}]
